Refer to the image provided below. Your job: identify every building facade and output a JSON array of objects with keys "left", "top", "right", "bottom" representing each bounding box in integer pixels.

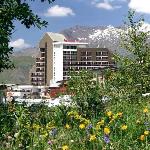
[{"left": 30, "top": 32, "right": 116, "bottom": 86}]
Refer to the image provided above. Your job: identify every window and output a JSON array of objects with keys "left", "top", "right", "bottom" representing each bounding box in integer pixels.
[
  {"left": 63, "top": 51, "right": 70, "bottom": 55},
  {"left": 102, "top": 51, "right": 108, "bottom": 56},
  {"left": 87, "top": 52, "right": 92, "bottom": 56},
  {"left": 81, "top": 52, "right": 86, "bottom": 56},
  {"left": 81, "top": 57, "right": 86, "bottom": 61},
  {"left": 102, "top": 62, "right": 108, "bottom": 65},
  {"left": 96, "top": 57, "right": 102, "bottom": 61},
  {"left": 54, "top": 44, "right": 61, "bottom": 48},
  {"left": 102, "top": 57, "right": 108, "bottom": 60},
  {"left": 96, "top": 51, "right": 102, "bottom": 56}
]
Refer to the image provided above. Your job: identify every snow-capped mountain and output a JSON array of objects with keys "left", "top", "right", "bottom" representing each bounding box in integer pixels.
[
  {"left": 61, "top": 23, "right": 150, "bottom": 56},
  {"left": 61, "top": 25, "right": 124, "bottom": 55}
]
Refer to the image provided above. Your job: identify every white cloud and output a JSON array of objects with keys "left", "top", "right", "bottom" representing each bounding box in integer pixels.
[
  {"left": 9, "top": 39, "right": 30, "bottom": 49},
  {"left": 129, "top": 0, "right": 150, "bottom": 14},
  {"left": 96, "top": 1, "right": 114, "bottom": 10},
  {"left": 44, "top": 5, "right": 75, "bottom": 17},
  {"left": 93, "top": 0, "right": 121, "bottom": 10}
]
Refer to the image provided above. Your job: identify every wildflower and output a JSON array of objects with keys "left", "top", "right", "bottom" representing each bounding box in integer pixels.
[
  {"left": 50, "top": 128, "right": 57, "bottom": 137},
  {"left": 112, "top": 114, "right": 117, "bottom": 119},
  {"left": 33, "top": 124, "right": 40, "bottom": 130},
  {"left": 136, "top": 120, "right": 141, "bottom": 124},
  {"left": 62, "top": 145, "right": 69, "bottom": 150},
  {"left": 89, "top": 134, "right": 96, "bottom": 141},
  {"left": 97, "top": 119, "right": 104, "bottom": 126},
  {"left": 48, "top": 140, "right": 53, "bottom": 145},
  {"left": 104, "top": 135, "right": 110, "bottom": 144},
  {"left": 70, "top": 140, "right": 74, "bottom": 143},
  {"left": 6, "top": 143, "right": 10, "bottom": 148},
  {"left": 121, "top": 125, "right": 127, "bottom": 130},
  {"left": 86, "top": 124, "right": 93, "bottom": 130},
  {"left": 7, "top": 136, "right": 12, "bottom": 141},
  {"left": 117, "top": 112, "right": 123, "bottom": 117},
  {"left": 144, "top": 122, "right": 149, "bottom": 126},
  {"left": 109, "top": 118, "right": 114, "bottom": 124},
  {"left": 65, "top": 124, "right": 70, "bottom": 129},
  {"left": 14, "top": 132, "right": 19, "bottom": 138},
  {"left": 95, "top": 124, "right": 101, "bottom": 131},
  {"left": 104, "top": 127, "right": 110, "bottom": 135},
  {"left": 18, "top": 144, "right": 23, "bottom": 148},
  {"left": 144, "top": 131, "right": 149, "bottom": 136},
  {"left": 106, "top": 111, "right": 112, "bottom": 117},
  {"left": 140, "top": 135, "right": 145, "bottom": 141},
  {"left": 79, "top": 124, "right": 85, "bottom": 129},
  {"left": 84, "top": 119, "right": 90, "bottom": 125},
  {"left": 68, "top": 111, "right": 78, "bottom": 117},
  {"left": 143, "top": 108, "right": 148, "bottom": 113},
  {"left": 75, "top": 114, "right": 81, "bottom": 120}
]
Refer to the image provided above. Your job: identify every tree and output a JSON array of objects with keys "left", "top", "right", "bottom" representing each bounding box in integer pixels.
[
  {"left": 0, "top": 0, "right": 55, "bottom": 72},
  {"left": 68, "top": 70, "right": 104, "bottom": 118},
  {"left": 104, "top": 10, "right": 150, "bottom": 103}
]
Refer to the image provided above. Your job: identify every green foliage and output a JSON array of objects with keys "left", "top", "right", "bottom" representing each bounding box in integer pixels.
[
  {"left": 0, "top": 0, "right": 55, "bottom": 72},
  {"left": 104, "top": 10, "right": 150, "bottom": 103},
  {"left": 0, "top": 100, "right": 150, "bottom": 149},
  {"left": 67, "top": 70, "right": 104, "bottom": 118}
]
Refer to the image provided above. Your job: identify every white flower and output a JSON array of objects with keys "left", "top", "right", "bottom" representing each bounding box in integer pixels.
[{"left": 14, "top": 133, "right": 19, "bottom": 138}]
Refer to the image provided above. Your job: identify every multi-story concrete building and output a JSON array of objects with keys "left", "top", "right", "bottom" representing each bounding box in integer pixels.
[{"left": 30, "top": 32, "right": 116, "bottom": 86}]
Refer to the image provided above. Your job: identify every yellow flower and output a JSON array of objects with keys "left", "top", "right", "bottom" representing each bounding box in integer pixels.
[
  {"left": 140, "top": 135, "right": 145, "bottom": 141},
  {"left": 143, "top": 108, "right": 148, "bottom": 113},
  {"left": 79, "top": 124, "right": 85, "bottom": 129},
  {"left": 104, "top": 127, "right": 110, "bottom": 135},
  {"left": 68, "top": 111, "right": 78, "bottom": 117},
  {"left": 112, "top": 114, "right": 118, "bottom": 119},
  {"left": 117, "top": 112, "right": 123, "bottom": 117},
  {"left": 121, "top": 125, "right": 127, "bottom": 130},
  {"left": 136, "top": 120, "right": 141, "bottom": 124},
  {"left": 89, "top": 134, "right": 96, "bottom": 141},
  {"left": 62, "top": 145, "right": 69, "bottom": 150},
  {"left": 109, "top": 118, "right": 114, "bottom": 124},
  {"left": 95, "top": 124, "right": 101, "bottom": 130},
  {"left": 97, "top": 119, "right": 104, "bottom": 126},
  {"left": 106, "top": 111, "right": 112, "bottom": 117},
  {"left": 144, "top": 131, "right": 149, "bottom": 136},
  {"left": 75, "top": 114, "right": 81, "bottom": 120},
  {"left": 65, "top": 124, "right": 70, "bottom": 129},
  {"left": 84, "top": 119, "right": 90, "bottom": 125}
]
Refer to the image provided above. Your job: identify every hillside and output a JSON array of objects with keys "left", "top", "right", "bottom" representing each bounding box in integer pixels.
[{"left": 0, "top": 56, "right": 35, "bottom": 84}]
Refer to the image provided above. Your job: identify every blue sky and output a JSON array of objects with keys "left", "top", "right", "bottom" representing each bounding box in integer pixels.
[{"left": 10, "top": 0, "right": 150, "bottom": 50}]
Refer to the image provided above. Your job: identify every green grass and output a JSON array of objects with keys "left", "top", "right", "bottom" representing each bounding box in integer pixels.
[{"left": 0, "top": 98, "right": 150, "bottom": 150}]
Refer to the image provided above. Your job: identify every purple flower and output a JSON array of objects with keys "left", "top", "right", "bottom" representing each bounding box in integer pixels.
[
  {"left": 104, "top": 135, "right": 110, "bottom": 144},
  {"left": 50, "top": 128, "right": 57, "bottom": 137},
  {"left": 48, "top": 140, "right": 53, "bottom": 145},
  {"left": 86, "top": 124, "right": 93, "bottom": 130},
  {"left": 144, "top": 122, "right": 149, "bottom": 126},
  {"left": 86, "top": 124, "right": 93, "bottom": 135}
]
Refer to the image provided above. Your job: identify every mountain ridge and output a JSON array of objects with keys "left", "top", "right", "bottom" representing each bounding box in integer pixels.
[{"left": 1, "top": 24, "right": 150, "bottom": 84}]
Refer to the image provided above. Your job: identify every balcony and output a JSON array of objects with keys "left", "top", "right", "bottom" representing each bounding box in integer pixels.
[
  {"left": 31, "top": 79, "right": 44, "bottom": 82},
  {"left": 36, "top": 58, "right": 45, "bottom": 62},
  {"left": 31, "top": 73, "right": 44, "bottom": 77},
  {"left": 36, "top": 69, "right": 44, "bottom": 72},
  {"left": 36, "top": 64, "right": 45, "bottom": 67}
]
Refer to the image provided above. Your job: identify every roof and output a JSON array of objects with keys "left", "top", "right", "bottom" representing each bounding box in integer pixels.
[
  {"left": 53, "top": 41, "right": 88, "bottom": 45},
  {"left": 46, "top": 32, "right": 66, "bottom": 42}
]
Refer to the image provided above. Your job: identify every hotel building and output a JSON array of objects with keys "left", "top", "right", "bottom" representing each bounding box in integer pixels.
[{"left": 30, "top": 32, "right": 116, "bottom": 86}]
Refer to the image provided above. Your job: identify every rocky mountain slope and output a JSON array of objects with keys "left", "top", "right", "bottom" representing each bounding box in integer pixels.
[
  {"left": 61, "top": 24, "right": 150, "bottom": 55},
  {"left": 61, "top": 25, "right": 124, "bottom": 54}
]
